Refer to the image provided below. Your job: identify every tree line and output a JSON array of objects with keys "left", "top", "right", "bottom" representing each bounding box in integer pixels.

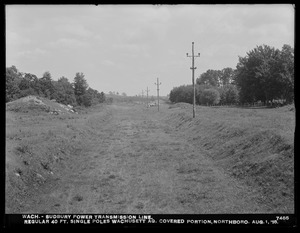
[
  {"left": 169, "top": 44, "right": 294, "bottom": 106},
  {"left": 6, "top": 66, "right": 106, "bottom": 107}
]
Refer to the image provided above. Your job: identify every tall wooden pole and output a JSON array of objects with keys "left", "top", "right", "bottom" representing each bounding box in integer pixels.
[
  {"left": 155, "top": 78, "right": 162, "bottom": 112},
  {"left": 187, "top": 42, "right": 200, "bottom": 118}
]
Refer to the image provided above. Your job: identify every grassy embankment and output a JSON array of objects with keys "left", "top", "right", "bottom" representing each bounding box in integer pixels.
[
  {"left": 5, "top": 96, "right": 111, "bottom": 213},
  {"left": 167, "top": 102, "right": 295, "bottom": 212}
]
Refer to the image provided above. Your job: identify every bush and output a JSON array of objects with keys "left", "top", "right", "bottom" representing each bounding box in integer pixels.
[
  {"left": 105, "top": 97, "right": 113, "bottom": 104},
  {"left": 199, "top": 88, "right": 220, "bottom": 105},
  {"left": 169, "top": 85, "right": 193, "bottom": 104},
  {"left": 77, "top": 93, "right": 93, "bottom": 107},
  {"left": 219, "top": 84, "right": 239, "bottom": 105}
]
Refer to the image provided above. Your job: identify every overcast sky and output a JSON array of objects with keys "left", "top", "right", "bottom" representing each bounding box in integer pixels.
[{"left": 6, "top": 4, "right": 294, "bottom": 96}]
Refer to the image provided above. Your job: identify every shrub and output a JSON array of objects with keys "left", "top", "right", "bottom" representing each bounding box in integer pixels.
[
  {"left": 199, "top": 88, "right": 220, "bottom": 105},
  {"left": 169, "top": 85, "right": 193, "bottom": 104},
  {"left": 219, "top": 84, "right": 239, "bottom": 105}
]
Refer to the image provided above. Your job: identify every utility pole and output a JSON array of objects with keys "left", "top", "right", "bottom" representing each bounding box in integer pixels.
[
  {"left": 155, "top": 78, "right": 162, "bottom": 112},
  {"left": 187, "top": 42, "right": 200, "bottom": 118},
  {"left": 145, "top": 86, "right": 150, "bottom": 108}
]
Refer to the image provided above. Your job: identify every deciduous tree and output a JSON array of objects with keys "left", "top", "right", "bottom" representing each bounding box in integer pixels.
[
  {"left": 39, "top": 71, "right": 55, "bottom": 99},
  {"left": 73, "top": 72, "right": 88, "bottom": 105},
  {"left": 196, "top": 69, "right": 222, "bottom": 87},
  {"left": 198, "top": 88, "right": 220, "bottom": 105},
  {"left": 52, "top": 77, "right": 76, "bottom": 105},
  {"left": 6, "top": 66, "right": 21, "bottom": 102},
  {"left": 235, "top": 44, "right": 294, "bottom": 104}
]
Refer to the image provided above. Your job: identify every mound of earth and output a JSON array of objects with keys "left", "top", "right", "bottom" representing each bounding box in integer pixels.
[{"left": 6, "top": 95, "right": 77, "bottom": 115}]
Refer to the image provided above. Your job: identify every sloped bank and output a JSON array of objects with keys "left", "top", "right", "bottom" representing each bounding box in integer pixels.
[
  {"left": 165, "top": 103, "right": 294, "bottom": 213},
  {"left": 5, "top": 97, "right": 110, "bottom": 213}
]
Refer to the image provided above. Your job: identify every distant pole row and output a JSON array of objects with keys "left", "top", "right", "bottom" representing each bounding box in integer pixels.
[
  {"left": 140, "top": 78, "right": 162, "bottom": 112},
  {"left": 140, "top": 42, "right": 198, "bottom": 116},
  {"left": 139, "top": 42, "right": 198, "bottom": 115},
  {"left": 145, "top": 86, "right": 150, "bottom": 108}
]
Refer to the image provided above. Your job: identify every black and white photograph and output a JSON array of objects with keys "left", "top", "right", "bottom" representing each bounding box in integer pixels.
[{"left": 5, "top": 4, "right": 295, "bottom": 227}]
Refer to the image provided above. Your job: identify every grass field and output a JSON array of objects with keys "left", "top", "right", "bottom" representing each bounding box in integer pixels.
[
  {"left": 167, "top": 103, "right": 294, "bottom": 212},
  {"left": 5, "top": 96, "right": 295, "bottom": 213}
]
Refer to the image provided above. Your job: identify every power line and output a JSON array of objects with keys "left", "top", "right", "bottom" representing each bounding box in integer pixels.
[
  {"left": 154, "top": 78, "right": 162, "bottom": 112},
  {"left": 187, "top": 42, "right": 200, "bottom": 118}
]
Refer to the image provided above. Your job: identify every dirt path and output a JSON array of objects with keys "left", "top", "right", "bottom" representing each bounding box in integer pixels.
[{"left": 22, "top": 103, "right": 270, "bottom": 214}]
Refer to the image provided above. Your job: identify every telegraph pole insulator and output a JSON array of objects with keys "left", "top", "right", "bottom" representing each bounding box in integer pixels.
[{"left": 187, "top": 42, "right": 200, "bottom": 118}]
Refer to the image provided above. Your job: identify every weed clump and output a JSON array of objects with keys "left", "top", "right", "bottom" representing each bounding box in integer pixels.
[
  {"left": 15, "top": 145, "right": 30, "bottom": 154},
  {"left": 73, "top": 195, "right": 83, "bottom": 202}
]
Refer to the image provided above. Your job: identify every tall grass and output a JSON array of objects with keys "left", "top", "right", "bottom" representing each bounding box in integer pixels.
[{"left": 165, "top": 103, "right": 295, "bottom": 213}]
